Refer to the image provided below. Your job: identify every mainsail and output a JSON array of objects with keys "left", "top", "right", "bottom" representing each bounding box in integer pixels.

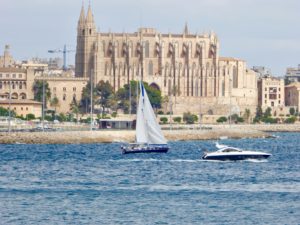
[{"left": 135, "top": 81, "right": 167, "bottom": 145}]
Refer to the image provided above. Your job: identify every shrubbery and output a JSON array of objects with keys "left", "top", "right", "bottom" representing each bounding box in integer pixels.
[
  {"left": 173, "top": 117, "right": 182, "bottom": 123},
  {"left": 183, "top": 112, "right": 198, "bottom": 124},
  {"left": 217, "top": 116, "right": 227, "bottom": 123},
  {"left": 285, "top": 116, "right": 296, "bottom": 124},
  {"left": 160, "top": 117, "right": 168, "bottom": 124}
]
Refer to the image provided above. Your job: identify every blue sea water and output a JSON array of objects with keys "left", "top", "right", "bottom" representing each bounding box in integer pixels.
[{"left": 0, "top": 132, "right": 299, "bottom": 225}]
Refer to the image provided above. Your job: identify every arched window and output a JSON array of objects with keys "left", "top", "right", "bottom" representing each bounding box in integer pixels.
[
  {"left": 222, "top": 80, "right": 225, "bottom": 96},
  {"left": 233, "top": 66, "right": 238, "bottom": 88},
  {"left": 145, "top": 41, "right": 150, "bottom": 58},
  {"left": 105, "top": 62, "right": 108, "bottom": 75},
  {"left": 20, "top": 93, "right": 26, "bottom": 99},
  {"left": 82, "top": 29, "right": 85, "bottom": 35},
  {"left": 148, "top": 61, "right": 153, "bottom": 75},
  {"left": 115, "top": 41, "right": 119, "bottom": 57},
  {"left": 102, "top": 41, "right": 106, "bottom": 56},
  {"left": 63, "top": 94, "right": 66, "bottom": 101}
]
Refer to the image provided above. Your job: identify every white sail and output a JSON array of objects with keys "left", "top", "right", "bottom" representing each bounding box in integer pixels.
[
  {"left": 135, "top": 81, "right": 167, "bottom": 145},
  {"left": 135, "top": 83, "right": 148, "bottom": 143}
]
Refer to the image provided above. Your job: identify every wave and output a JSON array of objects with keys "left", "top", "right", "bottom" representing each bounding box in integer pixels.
[
  {"left": 109, "top": 159, "right": 204, "bottom": 163},
  {"left": 110, "top": 158, "right": 269, "bottom": 163},
  {"left": 3, "top": 183, "right": 298, "bottom": 194}
]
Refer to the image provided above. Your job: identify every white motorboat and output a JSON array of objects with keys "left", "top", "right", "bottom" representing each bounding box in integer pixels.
[{"left": 202, "top": 144, "right": 271, "bottom": 161}]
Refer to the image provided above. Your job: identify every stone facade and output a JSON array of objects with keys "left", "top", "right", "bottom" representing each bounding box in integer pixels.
[
  {"left": 34, "top": 76, "right": 88, "bottom": 114},
  {"left": 285, "top": 64, "right": 300, "bottom": 83},
  {"left": 0, "top": 99, "right": 42, "bottom": 118},
  {"left": 0, "top": 46, "right": 88, "bottom": 115},
  {"left": 75, "top": 5, "right": 258, "bottom": 116},
  {"left": 0, "top": 46, "right": 36, "bottom": 102},
  {"left": 285, "top": 82, "right": 300, "bottom": 111},
  {"left": 257, "top": 76, "right": 285, "bottom": 110}
]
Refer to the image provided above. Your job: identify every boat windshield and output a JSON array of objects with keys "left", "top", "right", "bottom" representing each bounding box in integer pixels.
[{"left": 221, "top": 147, "right": 242, "bottom": 152}]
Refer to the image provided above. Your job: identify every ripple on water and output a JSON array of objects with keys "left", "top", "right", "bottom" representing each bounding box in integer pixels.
[{"left": 0, "top": 132, "right": 299, "bottom": 224}]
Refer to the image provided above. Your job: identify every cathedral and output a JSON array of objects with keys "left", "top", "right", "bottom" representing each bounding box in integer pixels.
[{"left": 75, "top": 4, "right": 258, "bottom": 116}]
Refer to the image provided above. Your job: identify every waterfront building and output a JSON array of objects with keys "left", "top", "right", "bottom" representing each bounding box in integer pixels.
[
  {"left": 285, "top": 82, "right": 300, "bottom": 111},
  {"left": 0, "top": 45, "right": 88, "bottom": 115},
  {"left": 285, "top": 64, "right": 300, "bottom": 83},
  {"left": 75, "top": 5, "right": 258, "bottom": 116},
  {"left": 0, "top": 46, "right": 36, "bottom": 101},
  {"left": 257, "top": 75, "right": 286, "bottom": 116},
  {"left": 0, "top": 99, "right": 42, "bottom": 118},
  {"left": 34, "top": 76, "right": 88, "bottom": 113}
]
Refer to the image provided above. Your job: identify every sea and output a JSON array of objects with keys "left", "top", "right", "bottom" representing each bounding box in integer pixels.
[{"left": 0, "top": 132, "right": 299, "bottom": 225}]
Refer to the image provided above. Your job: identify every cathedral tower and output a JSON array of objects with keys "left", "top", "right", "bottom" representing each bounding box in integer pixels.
[{"left": 75, "top": 4, "right": 97, "bottom": 79}]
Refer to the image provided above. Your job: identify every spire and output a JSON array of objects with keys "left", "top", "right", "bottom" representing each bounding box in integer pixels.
[
  {"left": 85, "top": 3, "right": 94, "bottom": 24},
  {"left": 78, "top": 3, "right": 85, "bottom": 26},
  {"left": 184, "top": 22, "right": 189, "bottom": 35}
]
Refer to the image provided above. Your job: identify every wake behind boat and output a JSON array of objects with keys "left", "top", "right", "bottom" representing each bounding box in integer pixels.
[
  {"left": 121, "top": 81, "right": 169, "bottom": 154},
  {"left": 202, "top": 143, "right": 271, "bottom": 161}
]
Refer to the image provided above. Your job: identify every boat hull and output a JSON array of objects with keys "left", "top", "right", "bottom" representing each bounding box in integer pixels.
[
  {"left": 121, "top": 146, "right": 169, "bottom": 154},
  {"left": 202, "top": 154, "right": 271, "bottom": 161}
]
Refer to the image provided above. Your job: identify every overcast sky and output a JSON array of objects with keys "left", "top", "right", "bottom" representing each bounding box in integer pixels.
[{"left": 0, "top": 0, "right": 299, "bottom": 75}]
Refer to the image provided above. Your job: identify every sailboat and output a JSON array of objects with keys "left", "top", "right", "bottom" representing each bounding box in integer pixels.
[{"left": 121, "top": 81, "right": 169, "bottom": 154}]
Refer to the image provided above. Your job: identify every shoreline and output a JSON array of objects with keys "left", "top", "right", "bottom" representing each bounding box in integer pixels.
[{"left": 1, "top": 124, "right": 299, "bottom": 144}]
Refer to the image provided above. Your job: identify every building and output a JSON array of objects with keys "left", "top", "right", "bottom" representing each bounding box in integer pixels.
[
  {"left": 285, "top": 82, "right": 300, "bottom": 111},
  {"left": 0, "top": 45, "right": 15, "bottom": 67},
  {"left": 252, "top": 66, "right": 272, "bottom": 77},
  {"left": 285, "top": 64, "right": 300, "bottom": 83},
  {"left": 0, "top": 45, "right": 88, "bottom": 115},
  {"left": 74, "top": 4, "right": 258, "bottom": 116},
  {"left": 0, "top": 99, "right": 42, "bottom": 118},
  {"left": 257, "top": 75, "right": 285, "bottom": 116},
  {"left": 34, "top": 76, "right": 88, "bottom": 113},
  {"left": 0, "top": 46, "right": 36, "bottom": 101}
]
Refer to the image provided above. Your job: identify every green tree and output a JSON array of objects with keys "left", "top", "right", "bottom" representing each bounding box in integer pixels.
[
  {"left": 96, "top": 80, "right": 114, "bottom": 117},
  {"left": 217, "top": 116, "right": 227, "bottom": 123},
  {"left": 70, "top": 99, "right": 80, "bottom": 123},
  {"left": 160, "top": 117, "right": 168, "bottom": 124},
  {"left": 117, "top": 81, "right": 162, "bottom": 114},
  {"left": 32, "top": 80, "right": 51, "bottom": 105},
  {"left": 50, "top": 96, "right": 59, "bottom": 119},
  {"left": 183, "top": 112, "right": 198, "bottom": 124},
  {"left": 256, "top": 106, "right": 263, "bottom": 119},
  {"left": 25, "top": 113, "right": 35, "bottom": 121},
  {"left": 285, "top": 116, "right": 296, "bottom": 124},
  {"left": 0, "top": 107, "right": 16, "bottom": 117},
  {"left": 57, "top": 113, "right": 67, "bottom": 122},
  {"left": 173, "top": 116, "right": 182, "bottom": 123},
  {"left": 264, "top": 107, "right": 272, "bottom": 118},
  {"left": 80, "top": 81, "right": 97, "bottom": 114},
  {"left": 243, "top": 108, "right": 251, "bottom": 123},
  {"left": 289, "top": 107, "right": 295, "bottom": 116}
]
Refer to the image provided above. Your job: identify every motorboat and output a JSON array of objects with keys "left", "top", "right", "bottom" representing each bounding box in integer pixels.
[
  {"left": 202, "top": 144, "right": 271, "bottom": 161},
  {"left": 121, "top": 81, "right": 169, "bottom": 154}
]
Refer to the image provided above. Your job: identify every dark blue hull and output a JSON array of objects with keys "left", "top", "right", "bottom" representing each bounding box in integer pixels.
[
  {"left": 121, "top": 146, "right": 169, "bottom": 154},
  {"left": 202, "top": 154, "right": 271, "bottom": 161}
]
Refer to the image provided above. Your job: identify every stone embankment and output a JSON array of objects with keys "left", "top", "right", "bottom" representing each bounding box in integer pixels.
[{"left": 2, "top": 123, "right": 299, "bottom": 144}]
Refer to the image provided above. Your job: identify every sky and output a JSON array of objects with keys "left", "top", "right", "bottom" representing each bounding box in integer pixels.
[{"left": 0, "top": 0, "right": 299, "bottom": 76}]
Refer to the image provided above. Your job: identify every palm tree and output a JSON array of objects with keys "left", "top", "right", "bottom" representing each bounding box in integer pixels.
[
  {"left": 162, "top": 96, "right": 169, "bottom": 113},
  {"left": 70, "top": 100, "right": 80, "bottom": 123},
  {"left": 243, "top": 108, "right": 251, "bottom": 124},
  {"left": 50, "top": 97, "right": 60, "bottom": 120}
]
